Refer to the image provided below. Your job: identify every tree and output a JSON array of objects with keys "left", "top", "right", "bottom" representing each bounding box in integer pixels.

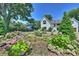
[
  {"left": 28, "top": 18, "right": 41, "bottom": 30},
  {"left": 44, "top": 14, "right": 52, "bottom": 21},
  {"left": 0, "top": 3, "right": 33, "bottom": 33},
  {"left": 59, "top": 12, "right": 76, "bottom": 40},
  {"left": 14, "top": 22, "right": 22, "bottom": 31},
  {"left": 68, "top": 8, "right": 79, "bottom": 21},
  {"left": 0, "top": 18, "right": 5, "bottom": 35},
  {"left": 28, "top": 18, "right": 35, "bottom": 24}
]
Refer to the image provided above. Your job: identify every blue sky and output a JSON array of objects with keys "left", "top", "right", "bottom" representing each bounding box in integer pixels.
[{"left": 31, "top": 3, "right": 79, "bottom": 21}]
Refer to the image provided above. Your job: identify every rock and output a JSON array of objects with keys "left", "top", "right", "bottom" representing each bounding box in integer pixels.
[
  {"left": 0, "top": 43, "right": 6, "bottom": 47},
  {"left": 57, "top": 48, "right": 64, "bottom": 54},
  {"left": 0, "top": 35, "right": 4, "bottom": 38},
  {"left": 6, "top": 39, "right": 17, "bottom": 45},
  {"left": 71, "top": 50, "right": 76, "bottom": 56},
  {"left": 48, "top": 44, "right": 60, "bottom": 55},
  {"left": 20, "top": 51, "right": 26, "bottom": 56},
  {"left": 2, "top": 44, "right": 11, "bottom": 49},
  {"left": 66, "top": 49, "right": 72, "bottom": 53},
  {"left": 63, "top": 49, "right": 76, "bottom": 56},
  {"left": 67, "top": 44, "right": 74, "bottom": 50},
  {"left": 48, "top": 44, "right": 56, "bottom": 51},
  {"left": 63, "top": 49, "right": 71, "bottom": 54},
  {"left": 0, "top": 47, "right": 8, "bottom": 56}
]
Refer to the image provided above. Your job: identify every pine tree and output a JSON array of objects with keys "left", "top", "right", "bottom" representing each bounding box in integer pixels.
[{"left": 59, "top": 12, "right": 76, "bottom": 40}]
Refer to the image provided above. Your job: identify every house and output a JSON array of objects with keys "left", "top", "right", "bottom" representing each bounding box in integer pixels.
[
  {"left": 41, "top": 17, "right": 79, "bottom": 33},
  {"left": 71, "top": 18, "right": 79, "bottom": 33},
  {"left": 41, "top": 17, "right": 52, "bottom": 30},
  {"left": 41, "top": 16, "right": 60, "bottom": 33}
]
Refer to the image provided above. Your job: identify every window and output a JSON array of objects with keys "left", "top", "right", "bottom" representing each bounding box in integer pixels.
[
  {"left": 54, "top": 24, "right": 55, "bottom": 27},
  {"left": 72, "top": 21, "right": 74, "bottom": 24},
  {"left": 43, "top": 20, "right": 46, "bottom": 24}
]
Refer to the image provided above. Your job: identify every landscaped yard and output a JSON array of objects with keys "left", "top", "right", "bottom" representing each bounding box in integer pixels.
[
  {"left": 0, "top": 31, "right": 52, "bottom": 56},
  {"left": 0, "top": 31, "right": 79, "bottom": 56},
  {"left": 0, "top": 3, "right": 79, "bottom": 56}
]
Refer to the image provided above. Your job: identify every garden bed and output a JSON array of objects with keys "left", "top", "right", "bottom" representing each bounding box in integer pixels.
[{"left": 0, "top": 31, "right": 79, "bottom": 56}]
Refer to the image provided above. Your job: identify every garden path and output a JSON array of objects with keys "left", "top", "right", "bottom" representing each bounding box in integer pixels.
[{"left": 28, "top": 37, "right": 57, "bottom": 56}]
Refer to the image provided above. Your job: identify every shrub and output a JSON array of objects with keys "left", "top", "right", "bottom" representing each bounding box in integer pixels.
[
  {"left": 59, "top": 12, "right": 76, "bottom": 40},
  {"left": 34, "top": 30, "right": 42, "bottom": 37},
  {"left": 5, "top": 31, "right": 20, "bottom": 39},
  {"left": 9, "top": 23, "right": 16, "bottom": 31},
  {"left": 7, "top": 39, "right": 30, "bottom": 56},
  {"left": 41, "top": 27, "right": 46, "bottom": 31},
  {"left": 48, "top": 34, "right": 71, "bottom": 49},
  {"left": 9, "top": 22, "right": 26, "bottom": 32},
  {"left": 48, "top": 27, "right": 52, "bottom": 31}
]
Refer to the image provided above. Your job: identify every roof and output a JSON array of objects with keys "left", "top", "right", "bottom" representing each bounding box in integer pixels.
[
  {"left": 45, "top": 17, "right": 53, "bottom": 25},
  {"left": 43, "top": 17, "right": 61, "bottom": 25},
  {"left": 72, "top": 18, "right": 79, "bottom": 24},
  {"left": 52, "top": 20, "right": 61, "bottom": 24},
  {"left": 43, "top": 17, "right": 79, "bottom": 25}
]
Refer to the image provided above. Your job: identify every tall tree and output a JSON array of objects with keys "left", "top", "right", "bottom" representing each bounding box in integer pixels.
[
  {"left": 44, "top": 14, "right": 52, "bottom": 21},
  {"left": 68, "top": 8, "right": 79, "bottom": 21},
  {"left": 0, "top": 3, "right": 33, "bottom": 32},
  {"left": 59, "top": 12, "right": 76, "bottom": 40}
]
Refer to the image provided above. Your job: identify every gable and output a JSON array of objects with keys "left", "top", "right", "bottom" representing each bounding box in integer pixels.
[
  {"left": 42, "top": 18, "right": 50, "bottom": 25},
  {"left": 71, "top": 18, "right": 78, "bottom": 24}
]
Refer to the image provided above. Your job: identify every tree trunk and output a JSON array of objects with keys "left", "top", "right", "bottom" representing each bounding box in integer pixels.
[
  {"left": 3, "top": 17, "right": 10, "bottom": 33},
  {"left": 4, "top": 19, "right": 8, "bottom": 33}
]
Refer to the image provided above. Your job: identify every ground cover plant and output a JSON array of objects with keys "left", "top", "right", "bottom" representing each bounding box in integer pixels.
[
  {"left": 6, "top": 39, "right": 30, "bottom": 56},
  {"left": 48, "top": 34, "right": 71, "bottom": 49}
]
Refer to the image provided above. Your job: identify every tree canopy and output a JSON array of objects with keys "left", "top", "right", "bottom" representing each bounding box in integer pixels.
[
  {"left": 44, "top": 14, "right": 53, "bottom": 21},
  {"left": 68, "top": 8, "right": 79, "bottom": 21},
  {"left": 28, "top": 18, "right": 40, "bottom": 30},
  {"left": 59, "top": 12, "right": 76, "bottom": 40},
  {"left": 0, "top": 3, "right": 33, "bottom": 32}
]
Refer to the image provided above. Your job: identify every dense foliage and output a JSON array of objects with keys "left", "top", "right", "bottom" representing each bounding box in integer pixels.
[
  {"left": 68, "top": 8, "right": 79, "bottom": 21},
  {"left": 7, "top": 39, "right": 30, "bottom": 56},
  {"left": 59, "top": 12, "right": 76, "bottom": 40},
  {"left": 48, "top": 34, "right": 71, "bottom": 49},
  {"left": 0, "top": 19, "right": 5, "bottom": 35},
  {"left": 44, "top": 14, "right": 52, "bottom": 21},
  {"left": 28, "top": 18, "right": 41, "bottom": 30},
  {"left": 9, "top": 22, "right": 26, "bottom": 31},
  {"left": 0, "top": 3, "right": 33, "bottom": 32}
]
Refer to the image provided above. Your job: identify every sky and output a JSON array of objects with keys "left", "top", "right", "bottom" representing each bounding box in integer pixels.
[{"left": 31, "top": 3, "right": 79, "bottom": 21}]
